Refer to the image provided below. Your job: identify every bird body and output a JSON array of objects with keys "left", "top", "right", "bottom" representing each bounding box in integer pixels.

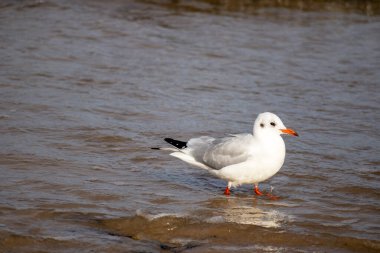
[{"left": 158, "top": 112, "right": 298, "bottom": 196}]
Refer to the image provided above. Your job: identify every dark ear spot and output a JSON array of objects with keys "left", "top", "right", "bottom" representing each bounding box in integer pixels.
[{"left": 260, "top": 123, "right": 264, "bottom": 128}]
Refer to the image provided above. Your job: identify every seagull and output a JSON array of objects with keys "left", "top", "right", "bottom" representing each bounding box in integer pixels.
[{"left": 154, "top": 112, "right": 298, "bottom": 197}]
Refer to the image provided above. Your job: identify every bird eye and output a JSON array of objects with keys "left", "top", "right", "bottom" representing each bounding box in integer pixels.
[
  {"left": 270, "top": 122, "right": 276, "bottom": 127},
  {"left": 260, "top": 123, "right": 264, "bottom": 128}
]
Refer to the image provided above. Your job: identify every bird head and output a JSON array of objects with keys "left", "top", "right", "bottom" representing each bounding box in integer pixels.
[{"left": 254, "top": 112, "right": 298, "bottom": 137}]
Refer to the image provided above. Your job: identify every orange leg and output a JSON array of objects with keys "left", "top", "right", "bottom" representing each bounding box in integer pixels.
[
  {"left": 254, "top": 184, "right": 263, "bottom": 196},
  {"left": 255, "top": 185, "right": 279, "bottom": 200},
  {"left": 224, "top": 186, "right": 231, "bottom": 195}
]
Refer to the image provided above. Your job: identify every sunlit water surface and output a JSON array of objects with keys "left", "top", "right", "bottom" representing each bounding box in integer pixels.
[{"left": 0, "top": 0, "right": 379, "bottom": 252}]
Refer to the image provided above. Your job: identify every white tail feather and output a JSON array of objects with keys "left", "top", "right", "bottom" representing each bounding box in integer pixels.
[{"left": 170, "top": 152, "right": 212, "bottom": 171}]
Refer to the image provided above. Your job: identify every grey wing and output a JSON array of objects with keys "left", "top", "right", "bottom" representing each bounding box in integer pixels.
[
  {"left": 189, "top": 134, "right": 253, "bottom": 170},
  {"left": 186, "top": 136, "right": 215, "bottom": 164}
]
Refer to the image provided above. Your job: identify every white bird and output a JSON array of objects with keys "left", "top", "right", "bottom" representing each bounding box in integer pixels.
[{"left": 155, "top": 112, "right": 298, "bottom": 197}]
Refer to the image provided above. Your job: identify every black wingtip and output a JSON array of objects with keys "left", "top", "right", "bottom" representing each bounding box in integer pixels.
[
  {"left": 164, "top": 138, "right": 187, "bottom": 149},
  {"left": 151, "top": 147, "right": 161, "bottom": 150}
]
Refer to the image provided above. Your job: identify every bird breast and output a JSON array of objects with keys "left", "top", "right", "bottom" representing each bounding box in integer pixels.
[{"left": 248, "top": 136, "right": 286, "bottom": 178}]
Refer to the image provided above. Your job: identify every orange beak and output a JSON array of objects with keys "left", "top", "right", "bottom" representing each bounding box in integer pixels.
[{"left": 280, "top": 128, "right": 299, "bottom": 136}]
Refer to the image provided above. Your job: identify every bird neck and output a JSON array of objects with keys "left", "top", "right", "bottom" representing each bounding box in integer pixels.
[{"left": 255, "top": 132, "right": 285, "bottom": 150}]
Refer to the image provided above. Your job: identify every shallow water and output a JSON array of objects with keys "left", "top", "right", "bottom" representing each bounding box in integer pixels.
[{"left": 0, "top": 0, "right": 380, "bottom": 252}]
